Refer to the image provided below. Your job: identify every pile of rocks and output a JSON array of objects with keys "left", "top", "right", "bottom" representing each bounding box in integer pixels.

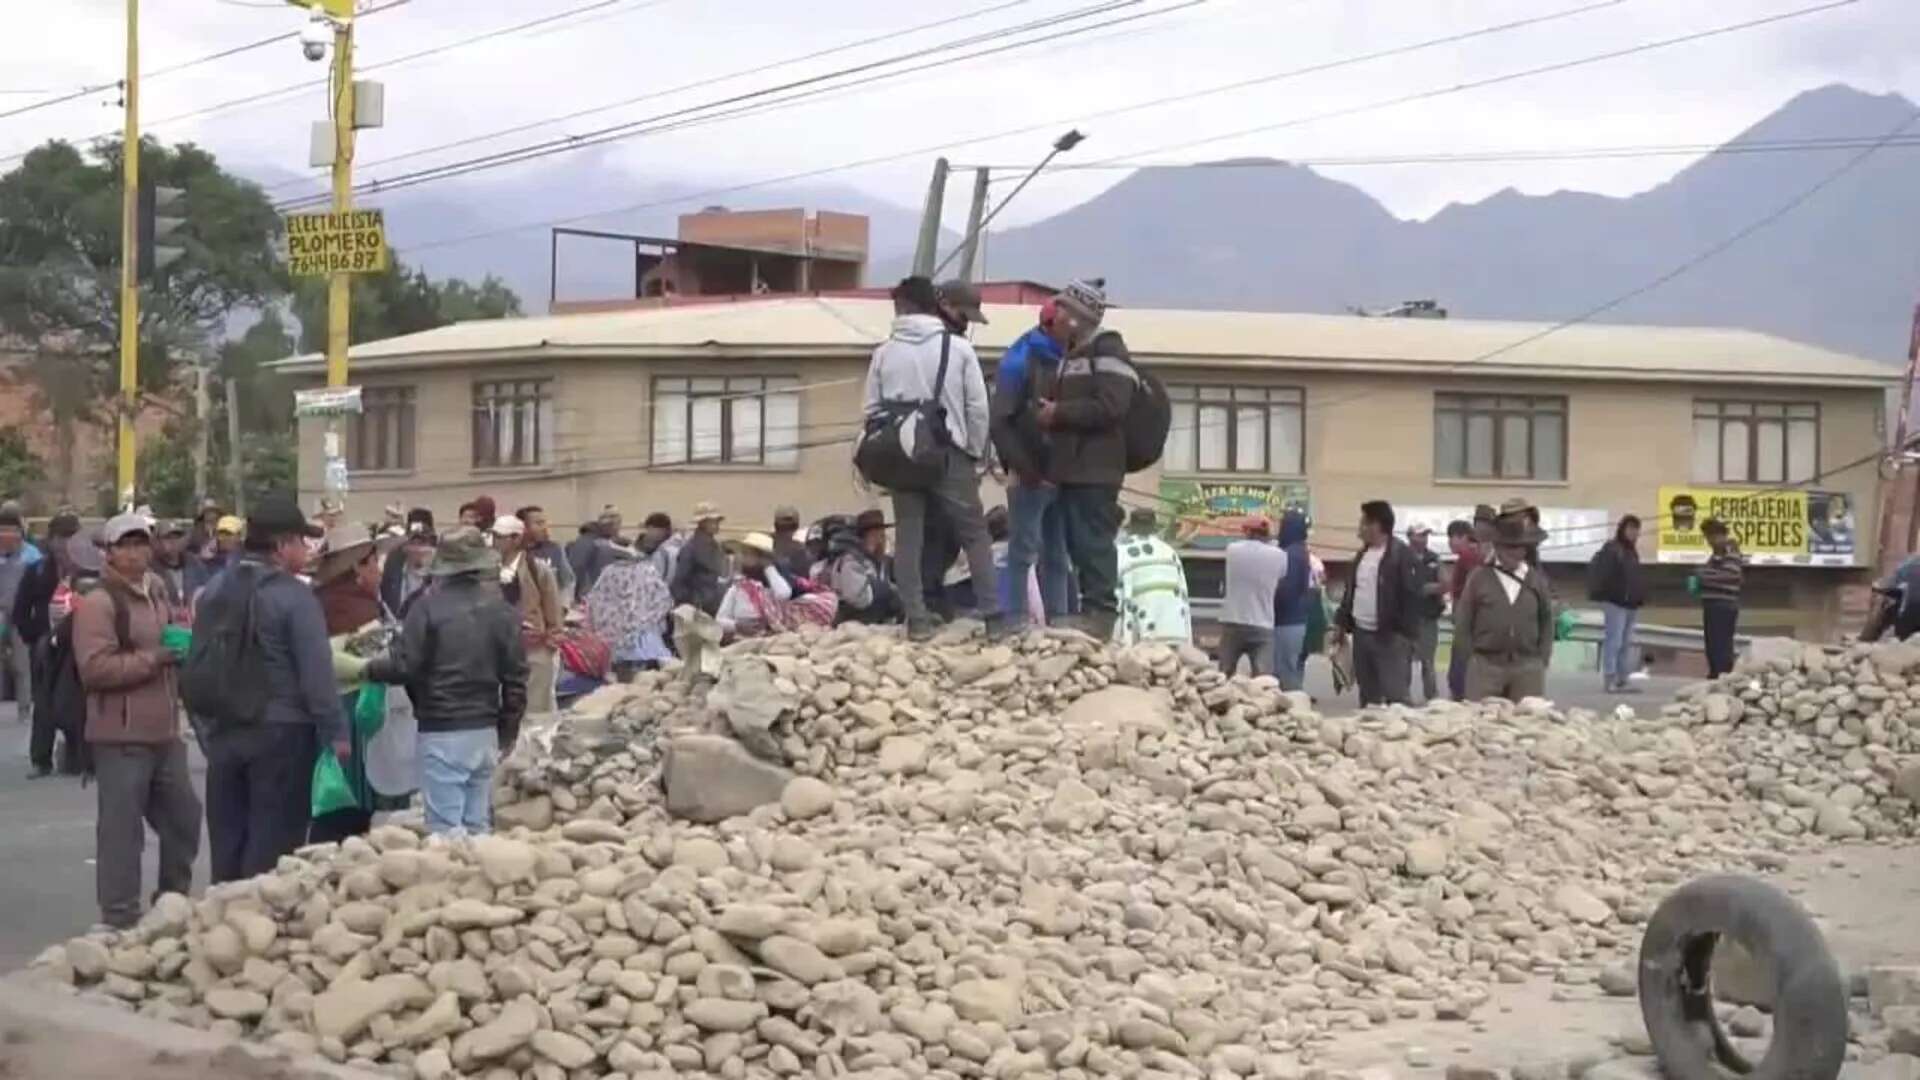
[
  {"left": 27, "top": 624, "right": 1920, "bottom": 1080},
  {"left": 1662, "top": 638, "right": 1920, "bottom": 841}
]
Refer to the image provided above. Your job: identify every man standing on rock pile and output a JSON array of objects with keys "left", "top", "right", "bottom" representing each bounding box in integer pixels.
[
  {"left": 74, "top": 513, "right": 200, "bottom": 929},
  {"left": 366, "top": 526, "right": 527, "bottom": 837},
  {"left": 1333, "top": 500, "right": 1423, "bottom": 705},
  {"left": 1453, "top": 514, "right": 1556, "bottom": 701},
  {"left": 1038, "top": 280, "right": 1137, "bottom": 641},
  {"left": 1697, "top": 517, "right": 1745, "bottom": 677}
]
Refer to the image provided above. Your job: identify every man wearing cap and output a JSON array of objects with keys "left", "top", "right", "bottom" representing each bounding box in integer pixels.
[
  {"left": 380, "top": 509, "right": 436, "bottom": 618},
  {"left": 570, "top": 506, "right": 628, "bottom": 600},
  {"left": 149, "top": 520, "right": 192, "bottom": 608},
  {"left": 73, "top": 513, "right": 201, "bottom": 928},
  {"left": 1038, "top": 282, "right": 1135, "bottom": 640},
  {"left": 493, "top": 514, "right": 563, "bottom": 720},
  {"left": 366, "top": 526, "right": 528, "bottom": 837},
  {"left": 188, "top": 498, "right": 225, "bottom": 560},
  {"left": 1218, "top": 518, "right": 1287, "bottom": 676},
  {"left": 670, "top": 502, "right": 729, "bottom": 616},
  {"left": 771, "top": 505, "right": 811, "bottom": 583},
  {"left": 1453, "top": 514, "right": 1556, "bottom": 701},
  {"left": 989, "top": 286, "right": 1093, "bottom": 626},
  {"left": 1115, "top": 508, "right": 1190, "bottom": 647},
  {"left": 865, "top": 275, "right": 1006, "bottom": 641},
  {"left": 1407, "top": 524, "right": 1447, "bottom": 704},
  {"left": 194, "top": 497, "right": 343, "bottom": 883}
]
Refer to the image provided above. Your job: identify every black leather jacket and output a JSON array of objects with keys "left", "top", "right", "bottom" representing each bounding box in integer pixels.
[{"left": 366, "top": 573, "right": 528, "bottom": 747}]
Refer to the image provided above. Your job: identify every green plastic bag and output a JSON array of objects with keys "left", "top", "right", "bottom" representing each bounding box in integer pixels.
[
  {"left": 311, "top": 747, "right": 358, "bottom": 818},
  {"left": 1554, "top": 608, "right": 1576, "bottom": 642},
  {"left": 353, "top": 682, "right": 388, "bottom": 738},
  {"left": 161, "top": 624, "right": 191, "bottom": 661},
  {"left": 1686, "top": 574, "right": 1701, "bottom": 598}
]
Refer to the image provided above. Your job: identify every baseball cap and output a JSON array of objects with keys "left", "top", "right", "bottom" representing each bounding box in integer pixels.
[
  {"left": 102, "top": 512, "right": 153, "bottom": 546},
  {"left": 936, "top": 279, "right": 989, "bottom": 325},
  {"left": 491, "top": 514, "right": 526, "bottom": 538},
  {"left": 248, "top": 496, "right": 324, "bottom": 540},
  {"left": 158, "top": 519, "right": 189, "bottom": 537},
  {"left": 215, "top": 515, "right": 244, "bottom": 536},
  {"left": 1408, "top": 523, "right": 1432, "bottom": 537}
]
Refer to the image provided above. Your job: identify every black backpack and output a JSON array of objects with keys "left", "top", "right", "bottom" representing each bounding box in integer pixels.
[
  {"left": 1090, "top": 332, "right": 1171, "bottom": 473},
  {"left": 181, "top": 563, "right": 272, "bottom": 734},
  {"left": 854, "top": 332, "right": 953, "bottom": 491}
]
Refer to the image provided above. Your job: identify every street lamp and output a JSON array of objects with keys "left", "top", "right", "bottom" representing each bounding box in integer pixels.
[{"left": 934, "top": 128, "right": 1086, "bottom": 278}]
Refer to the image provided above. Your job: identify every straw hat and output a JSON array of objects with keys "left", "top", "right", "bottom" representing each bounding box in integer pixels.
[{"left": 726, "top": 531, "right": 776, "bottom": 558}]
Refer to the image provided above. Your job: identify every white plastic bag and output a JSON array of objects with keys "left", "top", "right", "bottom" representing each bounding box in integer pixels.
[{"left": 365, "top": 686, "right": 418, "bottom": 797}]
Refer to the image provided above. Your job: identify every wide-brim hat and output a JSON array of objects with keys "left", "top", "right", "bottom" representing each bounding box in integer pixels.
[
  {"left": 1492, "top": 515, "right": 1547, "bottom": 547},
  {"left": 313, "top": 531, "right": 379, "bottom": 587},
  {"left": 726, "top": 531, "right": 777, "bottom": 558},
  {"left": 692, "top": 501, "right": 725, "bottom": 523},
  {"left": 430, "top": 526, "right": 500, "bottom": 577}
]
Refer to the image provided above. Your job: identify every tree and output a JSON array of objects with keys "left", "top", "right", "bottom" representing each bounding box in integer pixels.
[
  {"left": 0, "top": 137, "right": 286, "bottom": 497},
  {"left": 0, "top": 426, "right": 44, "bottom": 508},
  {"left": 291, "top": 255, "right": 521, "bottom": 352}
]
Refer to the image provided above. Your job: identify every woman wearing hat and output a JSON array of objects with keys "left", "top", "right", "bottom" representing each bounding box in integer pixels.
[
  {"left": 1452, "top": 514, "right": 1556, "bottom": 701},
  {"left": 715, "top": 533, "right": 836, "bottom": 638},
  {"left": 309, "top": 531, "right": 408, "bottom": 843}
]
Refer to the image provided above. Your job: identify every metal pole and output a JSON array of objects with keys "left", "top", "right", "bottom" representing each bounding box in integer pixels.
[
  {"left": 1901, "top": 303, "right": 1920, "bottom": 562},
  {"left": 116, "top": 0, "right": 140, "bottom": 508},
  {"left": 225, "top": 375, "right": 245, "bottom": 516},
  {"left": 932, "top": 148, "right": 1065, "bottom": 279},
  {"left": 910, "top": 157, "right": 950, "bottom": 278},
  {"left": 323, "top": 17, "right": 355, "bottom": 508},
  {"left": 955, "top": 168, "right": 990, "bottom": 282},
  {"left": 193, "top": 363, "right": 209, "bottom": 503}
]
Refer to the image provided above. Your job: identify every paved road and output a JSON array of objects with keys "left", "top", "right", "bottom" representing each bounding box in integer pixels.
[{"left": 0, "top": 667, "right": 1699, "bottom": 972}]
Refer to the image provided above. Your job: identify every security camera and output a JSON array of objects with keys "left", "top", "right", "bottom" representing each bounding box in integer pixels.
[{"left": 299, "top": 14, "right": 332, "bottom": 62}]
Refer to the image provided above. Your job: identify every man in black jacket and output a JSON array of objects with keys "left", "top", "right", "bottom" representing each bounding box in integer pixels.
[
  {"left": 1037, "top": 289, "right": 1136, "bottom": 640},
  {"left": 366, "top": 526, "right": 527, "bottom": 837},
  {"left": 17, "top": 513, "right": 81, "bottom": 776},
  {"left": 1588, "top": 514, "right": 1647, "bottom": 693},
  {"left": 670, "top": 502, "right": 730, "bottom": 615},
  {"left": 1333, "top": 500, "right": 1423, "bottom": 706}
]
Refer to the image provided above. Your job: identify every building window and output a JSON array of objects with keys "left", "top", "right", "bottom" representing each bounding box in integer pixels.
[
  {"left": 1163, "top": 384, "right": 1304, "bottom": 475},
  {"left": 1434, "top": 393, "right": 1567, "bottom": 481},
  {"left": 472, "top": 379, "right": 552, "bottom": 469},
  {"left": 1692, "top": 400, "right": 1818, "bottom": 484},
  {"left": 651, "top": 376, "right": 801, "bottom": 467},
  {"left": 347, "top": 385, "right": 414, "bottom": 472}
]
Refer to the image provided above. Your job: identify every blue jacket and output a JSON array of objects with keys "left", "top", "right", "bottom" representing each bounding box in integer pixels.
[
  {"left": 988, "top": 326, "right": 1064, "bottom": 481},
  {"left": 197, "top": 555, "right": 347, "bottom": 746},
  {"left": 1274, "top": 511, "right": 1311, "bottom": 627}
]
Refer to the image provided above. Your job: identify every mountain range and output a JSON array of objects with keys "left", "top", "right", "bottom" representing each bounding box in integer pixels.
[{"left": 267, "top": 83, "right": 1920, "bottom": 362}]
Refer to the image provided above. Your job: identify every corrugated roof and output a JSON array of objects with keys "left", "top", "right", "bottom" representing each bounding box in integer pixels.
[{"left": 271, "top": 296, "right": 1899, "bottom": 387}]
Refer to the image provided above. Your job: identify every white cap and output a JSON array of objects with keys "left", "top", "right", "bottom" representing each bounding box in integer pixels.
[
  {"left": 491, "top": 514, "right": 525, "bottom": 538},
  {"left": 102, "top": 512, "right": 153, "bottom": 546}
]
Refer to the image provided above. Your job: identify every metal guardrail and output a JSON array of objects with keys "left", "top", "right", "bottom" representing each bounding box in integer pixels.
[{"left": 1187, "top": 599, "right": 1738, "bottom": 654}]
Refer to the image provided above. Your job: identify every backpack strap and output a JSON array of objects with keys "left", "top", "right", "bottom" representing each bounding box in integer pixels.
[{"left": 930, "top": 331, "right": 951, "bottom": 406}]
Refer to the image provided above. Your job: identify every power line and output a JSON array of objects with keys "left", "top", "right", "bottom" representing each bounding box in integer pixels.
[
  {"left": 273, "top": 0, "right": 1184, "bottom": 210},
  {"left": 393, "top": 0, "right": 1631, "bottom": 254},
  {"left": 263, "top": 0, "right": 1042, "bottom": 196},
  {"left": 0, "top": 80, "right": 120, "bottom": 123},
  {"left": 0, "top": 0, "right": 652, "bottom": 162},
  {"left": 960, "top": 133, "right": 1920, "bottom": 173},
  {"left": 1072, "top": 0, "right": 1860, "bottom": 167}
]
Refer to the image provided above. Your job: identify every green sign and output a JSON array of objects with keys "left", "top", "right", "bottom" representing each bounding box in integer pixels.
[{"left": 1157, "top": 478, "right": 1311, "bottom": 550}]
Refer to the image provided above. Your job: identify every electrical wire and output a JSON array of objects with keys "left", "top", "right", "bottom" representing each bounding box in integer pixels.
[
  {"left": 273, "top": 0, "right": 1181, "bottom": 210},
  {"left": 0, "top": 0, "right": 653, "bottom": 161},
  {"left": 960, "top": 133, "right": 1920, "bottom": 174},
  {"left": 262, "top": 0, "right": 1041, "bottom": 196}
]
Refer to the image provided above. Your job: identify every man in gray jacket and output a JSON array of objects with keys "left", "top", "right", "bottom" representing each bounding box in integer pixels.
[
  {"left": 862, "top": 276, "right": 1005, "bottom": 641},
  {"left": 195, "top": 497, "right": 343, "bottom": 883}
]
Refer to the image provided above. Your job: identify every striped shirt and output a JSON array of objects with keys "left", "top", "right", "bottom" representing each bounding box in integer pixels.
[{"left": 1698, "top": 545, "right": 1745, "bottom": 604}]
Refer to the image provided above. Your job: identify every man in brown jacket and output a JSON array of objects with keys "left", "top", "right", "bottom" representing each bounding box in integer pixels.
[
  {"left": 492, "top": 514, "right": 562, "bottom": 719},
  {"left": 1453, "top": 514, "right": 1555, "bottom": 702},
  {"left": 74, "top": 513, "right": 201, "bottom": 928}
]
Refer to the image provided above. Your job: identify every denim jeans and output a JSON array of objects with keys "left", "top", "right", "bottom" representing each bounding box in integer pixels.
[
  {"left": 420, "top": 728, "right": 498, "bottom": 837},
  {"left": 1217, "top": 624, "right": 1274, "bottom": 677},
  {"left": 1005, "top": 482, "right": 1072, "bottom": 620},
  {"left": 1273, "top": 623, "right": 1307, "bottom": 691},
  {"left": 1600, "top": 602, "right": 1638, "bottom": 685}
]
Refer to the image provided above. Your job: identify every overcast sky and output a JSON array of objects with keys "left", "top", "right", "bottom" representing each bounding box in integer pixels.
[{"left": 6, "top": 0, "right": 1918, "bottom": 233}]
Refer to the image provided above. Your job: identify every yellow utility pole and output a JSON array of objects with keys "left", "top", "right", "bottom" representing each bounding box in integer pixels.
[
  {"left": 116, "top": 0, "right": 140, "bottom": 505},
  {"left": 326, "top": 16, "right": 354, "bottom": 390}
]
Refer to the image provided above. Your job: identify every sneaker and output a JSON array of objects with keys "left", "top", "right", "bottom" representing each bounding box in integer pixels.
[
  {"left": 906, "top": 618, "right": 938, "bottom": 643},
  {"left": 27, "top": 766, "right": 51, "bottom": 780}
]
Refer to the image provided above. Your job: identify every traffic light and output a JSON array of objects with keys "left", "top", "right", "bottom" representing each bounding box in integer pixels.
[{"left": 136, "top": 184, "right": 187, "bottom": 281}]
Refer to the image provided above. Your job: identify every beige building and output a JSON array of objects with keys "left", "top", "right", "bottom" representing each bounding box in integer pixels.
[{"left": 275, "top": 297, "right": 1898, "bottom": 641}]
